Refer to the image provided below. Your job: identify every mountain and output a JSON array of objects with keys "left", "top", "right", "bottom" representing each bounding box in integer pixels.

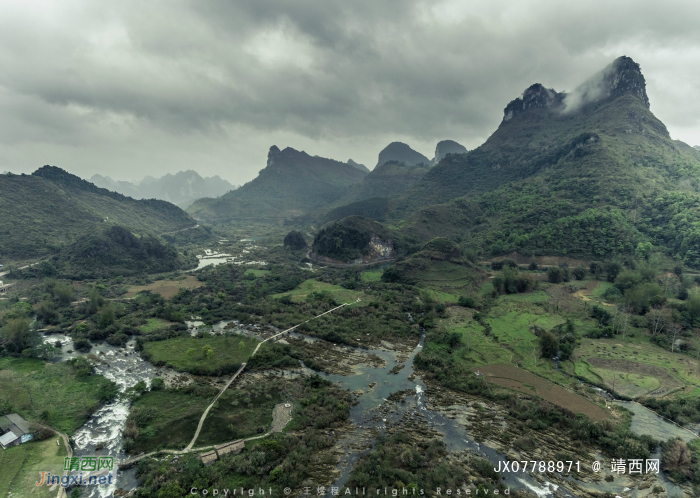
[
  {"left": 347, "top": 159, "right": 370, "bottom": 173},
  {"left": 391, "top": 56, "right": 700, "bottom": 266},
  {"left": 432, "top": 140, "right": 467, "bottom": 165},
  {"left": 376, "top": 142, "right": 430, "bottom": 168},
  {"left": 0, "top": 166, "right": 195, "bottom": 259},
  {"left": 188, "top": 146, "right": 367, "bottom": 222},
  {"left": 54, "top": 225, "right": 194, "bottom": 279},
  {"left": 90, "top": 170, "right": 235, "bottom": 208},
  {"left": 694, "top": 146, "right": 700, "bottom": 151},
  {"left": 311, "top": 216, "right": 396, "bottom": 264},
  {"left": 321, "top": 161, "right": 432, "bottom": 222}
]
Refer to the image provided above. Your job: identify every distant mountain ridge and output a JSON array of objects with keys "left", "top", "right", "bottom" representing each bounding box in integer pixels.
[
  {"left": 188, "top": 146, "right": 367, "bottom": 222},
  {"left": 91, "top": 170, "right": 235, "bottom": 208},
  {"left": 0, "top": 166, "right": 195, "bottom": 259}
]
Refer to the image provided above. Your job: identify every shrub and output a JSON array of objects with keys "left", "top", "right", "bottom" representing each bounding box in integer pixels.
[
  {"left": 458, "top": 296, "right": 477, "bottom": 308},
  {"left": 74, "top": 338, "right": 92, "bottom": 353},
  {"left": 572, "top": 266, "right": 587, "bottom": 280}
]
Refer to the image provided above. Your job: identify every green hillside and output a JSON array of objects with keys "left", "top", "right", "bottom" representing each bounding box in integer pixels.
[
  {"left": 392, "top": 57, "right": 700, "bottom": 266},
  {"left": 0, "top": 166, "right": 194, "bottom": 260},
  {"left": 188, "top": 146, "right": 367, "bottom": 222},
  {"left": 322, "top": 161, "right": 431, "bottom": 222},
  {"left": 52, "top": 225, "right": 195, "bottom": 279}
]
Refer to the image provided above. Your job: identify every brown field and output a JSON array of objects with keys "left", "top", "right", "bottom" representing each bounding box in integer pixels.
[
  {"left": 477, "top": 364, "right": 609, "bottom": 422},
  {"left": 124, "top": 275, "right": 204, "bottom": 299}
]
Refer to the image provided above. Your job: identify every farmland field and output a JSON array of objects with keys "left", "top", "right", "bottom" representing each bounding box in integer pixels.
[
  {"left": 125, "top": 275, "right": 205, "bottom": 299},
  {"left": 571, "top": 337, "right": 700, "bottom": 398},
  {"left": 271, "top": 278, "right": 362, "bottom": 303},
  {"left": 477, "top": 364, "right": 609, "bottom": 421}
]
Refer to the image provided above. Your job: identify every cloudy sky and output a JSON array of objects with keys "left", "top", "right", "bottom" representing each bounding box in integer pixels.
[{"left": 1, "top": 0, "right": 699, "bottom": 184}]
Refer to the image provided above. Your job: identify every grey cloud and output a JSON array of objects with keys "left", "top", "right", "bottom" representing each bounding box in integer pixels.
[{"left": 0, "top": 0, "right": 699, "bottom": 183}]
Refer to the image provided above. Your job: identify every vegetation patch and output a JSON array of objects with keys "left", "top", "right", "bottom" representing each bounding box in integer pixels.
[{"left": 140, "top": 334, "right": 259, "bottom": 375}]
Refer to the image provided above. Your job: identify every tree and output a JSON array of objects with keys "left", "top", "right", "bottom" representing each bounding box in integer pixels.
[
  {"left": 547, "top": 266, "right": 565, "bottom": 283},
  {"left": 87, "top": 287, "right": 103, "bottom": 314},
  {"left": 604, "top": 261, "right": 622, "bottom": 282},
  {"left": 634, "top": 242, "right": 653, "bottom": 260},
  {"left": 97, "top": 305, "right": 115, "bottom": 329},
  {"left": 53, "top": 282, "right": 74, "bottom": 306},
  {"left": 669, "top": 324, "right": 683, "bottom": 353},
  {"left": 283, "top": 231, "right": 307, "bottom": 250},
  {"left": 0, "top": 318, "right": 38, "bottom": 354},
  {"left": 202, "top": 344, "right": 214, "bottom": 360},
  {"left": 539, "top": 331, "right": 559, "bottom": 359},
  {"left": 661, "top": 438, "right": 691, "bottom": 477},
  {"left": 647, "top": 308, "right": 671, "bottom": 336}
]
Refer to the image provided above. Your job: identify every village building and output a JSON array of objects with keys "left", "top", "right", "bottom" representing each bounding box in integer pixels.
[{"left": 0, "top": 413, "right": 33, "bottom": 449}]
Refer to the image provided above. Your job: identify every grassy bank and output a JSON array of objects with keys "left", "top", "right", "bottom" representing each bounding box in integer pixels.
[
  {"left": 0, "top": 438, "right": 68, "bottom": 498},
  {"left": 0, "top": 358, "right": 118, "bottom": 434}
]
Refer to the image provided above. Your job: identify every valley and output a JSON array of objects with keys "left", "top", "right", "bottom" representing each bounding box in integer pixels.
[{"left": 3, "top": 55, "right": 700, "bottom": 498}]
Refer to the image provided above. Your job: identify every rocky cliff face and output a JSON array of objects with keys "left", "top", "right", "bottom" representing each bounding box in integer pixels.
[
  {"left": 503, "top": 84, "right": 564, "bottom": 121},
  {"left": 503, "top": 56, "right": 649, "bottom": 122},
  {"left": 433, "top": 140, "right": 467, "bottom": 164},
  {"left": 376, "top": 142, "right": 430, "bottom": 168}
]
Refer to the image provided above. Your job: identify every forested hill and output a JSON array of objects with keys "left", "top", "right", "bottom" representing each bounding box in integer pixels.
[
  {"left": 188, "top": 146, "right": 367, "bottom": 222},
  {"left": 389, "top": 56, "right": 700, "bottom": 266},
  {"left": 0, "top": 166, "right": 195, "bottom": 259}
]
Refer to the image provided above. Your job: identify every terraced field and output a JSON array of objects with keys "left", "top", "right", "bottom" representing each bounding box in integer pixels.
[{"left": 572, "top": 338, "right": 700, "bottom": 398}]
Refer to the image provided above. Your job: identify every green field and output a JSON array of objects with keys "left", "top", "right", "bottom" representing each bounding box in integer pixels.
[
  {"left": 141, "top": 334, "right": 260, "bottom": 374},
  {"left": 0, "top": 358, "right": 118, "bottom": 434},
  {"left": 0, "top": 438, "right": 68, "bottom": 498},
  {"left": 429, "top": 290, "right": 599, "bottom": 387},
  {"left": 271, "top": 278, "right": 362, "bottom": 303},
  {"left": 139, "top": 318, "right": 174, "bottom": 334},
  {"left": 360, "top": 270, "right": 383, "bottom": 282},
  {"left": 571, "top": 336, "right": 700, "bottom": 398}
]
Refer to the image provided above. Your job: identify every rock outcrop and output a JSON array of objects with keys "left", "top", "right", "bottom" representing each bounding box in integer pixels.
[
  {"left": 433, "top": 140, "right": 467, "bottom": 165},
  {"left": 376, "top": 142, "right": 430, "bottom": 168}
]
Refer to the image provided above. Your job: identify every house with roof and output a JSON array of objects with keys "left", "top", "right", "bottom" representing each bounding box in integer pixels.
[{"left": 0, "top": 413, "right": 33, "bottom": 449}]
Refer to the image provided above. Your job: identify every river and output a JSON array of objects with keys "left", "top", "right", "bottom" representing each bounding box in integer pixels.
[{"left": 46, "top": 325, "right": 697, "bottom": 498}]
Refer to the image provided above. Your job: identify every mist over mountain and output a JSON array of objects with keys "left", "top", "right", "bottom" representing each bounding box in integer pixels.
[
  {"left": 188, "top": 146, "right": 367, "bottom": 222},
  {"left": 90, "top": 170, "right": 235, "bottom": 208}
]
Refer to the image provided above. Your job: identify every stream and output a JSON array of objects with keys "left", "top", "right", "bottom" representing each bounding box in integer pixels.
[{"left": 46, "top": 325, "right": 697, "bottom": 497}]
